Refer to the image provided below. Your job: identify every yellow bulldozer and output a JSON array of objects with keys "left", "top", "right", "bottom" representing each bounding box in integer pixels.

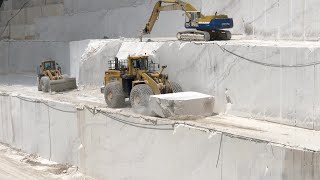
[
  {"left": 101, "top": 55, "right": 182, "bottom": 110},
  {"left": 37, "top": 60, "right": 77, "bottom": 92}
]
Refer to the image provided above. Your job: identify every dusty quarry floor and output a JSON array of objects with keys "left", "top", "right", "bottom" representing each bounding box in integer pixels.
[{"left": 0, "top": 143, "right": 93, "bottom": 179}]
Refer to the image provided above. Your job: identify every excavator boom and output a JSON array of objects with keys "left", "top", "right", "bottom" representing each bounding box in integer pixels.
[{"left": 143, "top": 0, "right": 198, "bottom": 34}]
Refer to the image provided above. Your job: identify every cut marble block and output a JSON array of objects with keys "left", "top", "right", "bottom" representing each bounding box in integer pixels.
[{"left": 149, "top": 92, "right": 215, "bottom": 118}]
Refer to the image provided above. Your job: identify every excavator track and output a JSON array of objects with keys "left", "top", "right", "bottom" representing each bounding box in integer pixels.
[
  {"left": 177, "top": 30, "right": 210, "bottom": 41},
  {"left": 176, "top": 30, "right": 232, "bottom": 41},
  {"left": 210, "top": 30, "right": 232, "bottom": 41}
]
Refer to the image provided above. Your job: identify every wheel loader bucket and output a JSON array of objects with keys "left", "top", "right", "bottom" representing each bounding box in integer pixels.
[{"left": 49, "top": 78, "right": 77, "bottom": 92}]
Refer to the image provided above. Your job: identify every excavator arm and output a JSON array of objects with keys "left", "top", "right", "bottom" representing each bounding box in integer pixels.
[{"left": 143, "top": 0, "right": 199, "bottom": 34}]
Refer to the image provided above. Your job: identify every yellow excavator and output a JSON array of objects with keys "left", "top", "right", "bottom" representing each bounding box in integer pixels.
[
  {"left": 142, "top": 0, "right": 233, "bottom": 41},
  {"left": 37, "top": 60, "right": 77, "bottom": 92},
  {"left": 101, "top": 55, "right": 182, "bottom": 110}
]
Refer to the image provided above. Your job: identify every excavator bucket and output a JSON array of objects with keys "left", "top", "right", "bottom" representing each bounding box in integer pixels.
[{"left": 49, "top": 77, "right": 77, "bottom": 92}]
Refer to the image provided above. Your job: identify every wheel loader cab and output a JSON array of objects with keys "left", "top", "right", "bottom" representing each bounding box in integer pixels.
[
  {"left": 42, "top": 61, "right": 56, "bottom": 71},
  {"left": 133, "top": 59, "right": 148, "bottom": 70},
  {"left": 127, "top": 56, "right": 149, "bottom": 75}
]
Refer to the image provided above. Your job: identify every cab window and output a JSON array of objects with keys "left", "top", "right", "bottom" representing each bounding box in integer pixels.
[
  {"left": 133, "top": 59, "right": 148, "bottom": 70},
  {"left": 43, "top": 62, "right": 55, "bottom": 70}
]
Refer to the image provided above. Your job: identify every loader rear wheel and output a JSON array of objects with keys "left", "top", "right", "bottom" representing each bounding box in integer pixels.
[
  {"left": 130, "top": 84, "right": 153, "bottom": 111},
  {"left": 41, "top": 76, "right": 50, "bottom": 92},
  {"left": 104, "top": 82, "right": 125, "bottom": 108}
]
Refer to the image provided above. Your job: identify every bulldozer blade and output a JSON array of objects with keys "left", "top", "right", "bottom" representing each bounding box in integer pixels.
[{"left": 49, "top": 78, "right": 77, "bottom": 92}]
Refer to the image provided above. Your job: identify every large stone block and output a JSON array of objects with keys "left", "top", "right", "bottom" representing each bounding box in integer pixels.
[
  {"left": 0, "top": 26, "right": 10, "bottom": 39},
  {"left": 9, "top": 9, "right": 26, "bottom": 25},
  {"left": 25, "top": 6, "right": 41, "bottom": 24},
  {"left": 0, "top": 41, "right": 9, "bottom": 74},
  {"left": 8, "top": 41, "right": 70, "bottom": 73},
  {"left": 0, "top": 11, "right": 10, "bottom": 26},
  {"left": 24, "top": 24, "right": 35, "bottom": 39},
  {"left": 0, "top": 0, "right": 12, "bottom": 11},
  {"left": 149, "top": 92, "right": 215, "bottom": 118},
  {"left": 10, "top": 24, "right": 25, "bottom": 39},
  {"left": 42, "top": 4, "right": 64, "bottom": 17}
]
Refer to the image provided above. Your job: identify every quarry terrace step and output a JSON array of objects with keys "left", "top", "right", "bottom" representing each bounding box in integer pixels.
[
  {"left": 0, "top": 0, "right": 63, "bottom": 11},
  {"left": 0, "top": 85, "right": 319, "bottom": 152},
  {"left": 0, "top": 3, "right": 64, "bottom": 26},
  {"left": 0, "top": 3, "right": 64, "bottom": 40}
]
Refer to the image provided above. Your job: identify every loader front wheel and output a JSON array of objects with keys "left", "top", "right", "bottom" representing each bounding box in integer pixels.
[
  {"left": 171, "top": 82, "right": 182, "bottom": 93},
  {"left": 41, "top": 76, "right": 50, "bottom": 92},
  {"left": 104, "top": 82, "right": 125, "bottom": 108},
  {"left": 37, "top": 76, "right": 42, "bottom": 91},
  {"left": 130, "top": 84, "right": 153, "bottom": 112},
  {"left": 167, "top": 81, "right": 182, "bottom": 93}
]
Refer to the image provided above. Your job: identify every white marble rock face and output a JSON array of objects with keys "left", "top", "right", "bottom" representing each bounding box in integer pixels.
[{"left": 149, "top": 92, "right": 215, "bottom": 118}]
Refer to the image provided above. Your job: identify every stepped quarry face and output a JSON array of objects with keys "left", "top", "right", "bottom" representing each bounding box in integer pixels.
[
  {"left": 1, "top": 0, "right": 320, "bottom": 179},
  {"left": 2, "top": 0, "right": 320, "bottom": 41}
]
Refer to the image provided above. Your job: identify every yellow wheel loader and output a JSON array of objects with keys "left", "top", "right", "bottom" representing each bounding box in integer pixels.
[
  {"left": 37, "top": 60, "right": 77, "bottom": 92},
  {"left": 101, "top": 55, "right": 182, "bottom": 110}
]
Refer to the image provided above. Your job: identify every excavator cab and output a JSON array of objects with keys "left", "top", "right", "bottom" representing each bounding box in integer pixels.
[{"left": 185, "top": 11, "right": 200, "bottom": 28}]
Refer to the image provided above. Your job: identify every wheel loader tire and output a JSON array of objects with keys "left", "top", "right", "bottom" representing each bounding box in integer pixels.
[
  {"left": 41, "top": 76, "right": 50, "bottom": 92},
  {"left": 37, "top": 77, "right": 42, "bottom": 91},
  {"left": 130, "top": 84, "right": 153, "bottom": 111},
  {"left": 104, "top": 82, "right": 125, "bottom": 108},
  {"left": 170, "top": 82, "right": 182, "bottom": 93}
]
